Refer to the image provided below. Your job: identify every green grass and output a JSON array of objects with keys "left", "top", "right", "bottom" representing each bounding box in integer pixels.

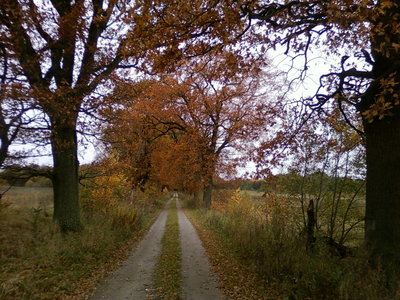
[
  {"left": 0, "top": 195, "right": 165, "bottom": 299},
  {"left": 153, "top": 200, "right": 182, "bottom": 300}
]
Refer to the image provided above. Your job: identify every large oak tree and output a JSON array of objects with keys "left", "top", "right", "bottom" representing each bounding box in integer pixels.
[
  {"left": 0, "top": 36, "right": 39, "bottom": 169},
  {"left": 238, "top": 0, "right": 400, "bottom": 270},
  {"left": 134, "top": 0, "right": 400, "bottom": 270},
  {"left": 156, "top": 58, "right": 275, "bottom": 208},
  {"left": 0, "top": 0, "right": 139, "bottom": 231},
  {"left": 0, "top": 0, "right": 249, "bottom": 231}
]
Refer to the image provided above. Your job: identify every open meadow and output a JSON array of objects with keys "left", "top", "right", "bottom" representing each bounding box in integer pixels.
[{"left": 1, "top": 186, "right": 53, "bottom": 210}]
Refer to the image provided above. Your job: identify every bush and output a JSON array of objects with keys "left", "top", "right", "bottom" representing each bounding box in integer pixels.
[{"left": 110, "top": 206, "right": 140, "bottom": 233}]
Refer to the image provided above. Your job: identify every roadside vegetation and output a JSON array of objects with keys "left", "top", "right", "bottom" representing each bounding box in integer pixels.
[
  {"left": 0, "top": 171, "right": 166, "bottom": 299},
  {"left": 185, "top": 204, "right": 277, "bottom": 300},
  {"left": 153, "top": 199, "right": 182, "bottom": 300},
  {"left": 185, "top": 188, "right": 392, "bottom": 300}
]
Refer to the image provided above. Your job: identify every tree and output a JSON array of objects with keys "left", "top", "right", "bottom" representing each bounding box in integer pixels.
[
  {"left": 111, "top": 53, "right": 277, "bottom": 208},
  {"left": 0, "top": 0, "right": 251, "bottom": 231},
  {"left": 0, "top": 164, "right": 52, "bottom": 186},
  {"left": 0, "top": 0, "right": 131, "bottom": 231},
  {"left": 101, "top": 87, "right": 172, "bottom": 194},
  {"left": 0, "top": 37, "right": 37, "bottom": 169},
  {"left": 0, "top": 29, "right": 51, "bottom": 204},
  {"left": 238, "top": 0, "right": 400, "bottom": 270},
  {"left": 151, "top": 132, "right": 206, "bottom": 194},
  {"left": 144, "top": 0, "right": 399, "bottom": 270},
  {"left": 285, "top": 109, "right": 365, "bottom": 248},
  {"left": 102, "top": 84, "right": 205, "bottom": 196},
  {"left": 122, "top": 0, "right": 400, "bottom": 271},
  {"left": 162, "top": 63, "right": 269, "bottom": 208}
]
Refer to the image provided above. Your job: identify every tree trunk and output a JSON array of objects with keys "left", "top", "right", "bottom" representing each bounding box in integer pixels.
[
  {"left": 203, "top": 183, "right": 212, "bottom": 209},
  {"left": 51, "top": 116, "right": 81, "bottom": 232},
  {"left": 364, "top": 112, "right": 400, "bottom": 272},
  {"left": 203, "top": 185, "right": 212, "bottom": 209},
  {"left": 306, "top": 199, "right": 316, "bottom": 251},
  {"left": 194, "top": 190, "right": 201, "bottom": 206}
]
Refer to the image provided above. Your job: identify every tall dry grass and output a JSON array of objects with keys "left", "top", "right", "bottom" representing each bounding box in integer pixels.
[
  {"left": 189, "top": 189, "right": 394, "bottom": 300},
  {"left": 0, "top": 185, "right": 167, "bottom": 299},
  {"left": 0, "top": 186, "right": 53, "bottom": 209}
]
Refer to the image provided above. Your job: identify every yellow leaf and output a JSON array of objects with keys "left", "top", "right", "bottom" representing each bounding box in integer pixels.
[{"left": 392, "top": 43, "right": 400, "bottom": 53}]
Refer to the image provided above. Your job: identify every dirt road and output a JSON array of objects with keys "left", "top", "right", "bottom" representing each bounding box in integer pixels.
[
  {"left": 90, "top": 201, "right": 170, "bottom": 300},
  {"left": 177, "top": 200, "right": 223, "bottom": 300},
  {"left": 89, "top": 197, "right": 224, "bottom": 300}
]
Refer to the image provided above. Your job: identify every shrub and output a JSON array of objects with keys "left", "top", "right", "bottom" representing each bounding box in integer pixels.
[{"left": 110, "top": 206, "right": 140, "bottom": 233}]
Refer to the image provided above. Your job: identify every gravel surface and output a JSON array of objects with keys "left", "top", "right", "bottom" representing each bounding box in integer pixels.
[
  {"left": 89, "top": 197, "right": 225, "bottom": 300},
  {"left": 177, "top": 200, "right": 225, "bottom": 300},
  {"left": 89, "top": 201, "right": 170, "bottom": 300}
]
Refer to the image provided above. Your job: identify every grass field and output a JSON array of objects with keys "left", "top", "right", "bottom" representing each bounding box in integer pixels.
[
  {"left": 0, "top": 192, "right": 166, "bottom": 299},
  {"left": 1, "top": 186, "right": 53, "bottom": 209}
]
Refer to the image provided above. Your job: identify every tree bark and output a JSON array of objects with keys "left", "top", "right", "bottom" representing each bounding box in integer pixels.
[
  {"left": 194, "top": 190, "right": 201, "bottom": 207},
  {"left": 306, "top": 199, "right": 316, "bottom": 251},
  {"left": 203, "top": 185, "right": 212, "bottom": 209},
  {"left": 203, "top": 177, "right": 213, "bottom": 209},
  {"left": 364, "top": 111, "right": 400, "bottom": 272},
  {"left": 51, "top": 115, "right": 81, "bottom": 232},
  {"left": 202, "top": 154, "right": 215, "bottom": 209}
]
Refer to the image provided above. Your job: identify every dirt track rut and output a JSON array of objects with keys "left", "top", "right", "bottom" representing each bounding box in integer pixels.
[
  {"left": 89, "top": 197, "right": 224, "bottom": 300},
  {"left": 90, "top": 201, "right": 169, "bottom": 300}
]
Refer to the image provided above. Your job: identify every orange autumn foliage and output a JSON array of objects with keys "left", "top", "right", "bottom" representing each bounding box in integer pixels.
[{"left": 103, "top": 54, "right": 281, "bottom": 204}]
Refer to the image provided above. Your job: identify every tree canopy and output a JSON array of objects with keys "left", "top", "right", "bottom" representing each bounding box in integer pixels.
[{"left": 103, "top": 52, "right": 279, "bottom": 207}]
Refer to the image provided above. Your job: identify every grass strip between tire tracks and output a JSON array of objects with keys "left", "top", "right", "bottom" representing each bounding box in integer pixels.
[{"left": 153, "top": 200, "right": 182, "bottom": 300}]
